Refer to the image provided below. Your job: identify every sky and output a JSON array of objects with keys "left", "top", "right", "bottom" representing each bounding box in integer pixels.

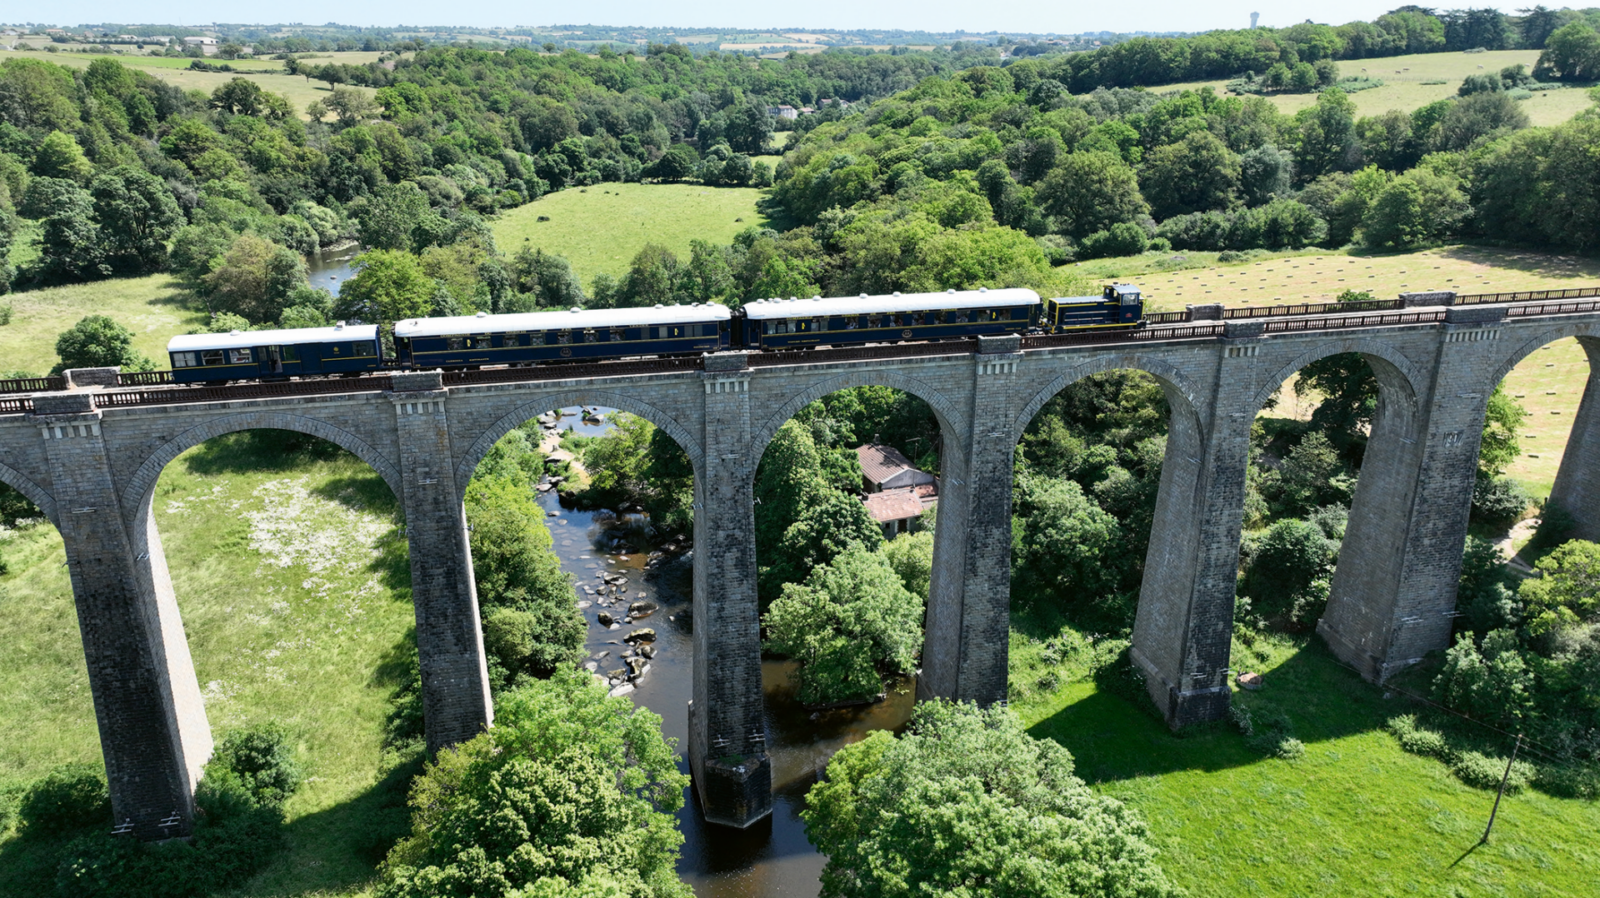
[{"left": 13, "top": 1, "right": 1527, "bottom": 36}]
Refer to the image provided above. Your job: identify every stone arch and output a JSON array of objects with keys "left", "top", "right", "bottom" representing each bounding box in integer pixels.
[
  {"left": 1251, "top": 336, "right": 1423, "bottom": 412},
  {"left": 1011, "top": 353, "right": 1208, "bottom": 449},
  {"left": 750, "top": 369, "right": 969, "bottom": 470},
  {"left": 1484, "top": 321, "right": 1600, "bottom": 394},
  {"left": 121, "top": 412, "right": 404, "bottom": 525},
  {"left": 0, "top": 459, "right": 55, "bottom": 525},
  {"left": 454, "top": 390, "right": 705, "bottom": 488}
]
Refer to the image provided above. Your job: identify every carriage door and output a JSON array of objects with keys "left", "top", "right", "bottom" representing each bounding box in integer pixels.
[{"left": 264, "top": 346, "right": 284, "bottom": 375}]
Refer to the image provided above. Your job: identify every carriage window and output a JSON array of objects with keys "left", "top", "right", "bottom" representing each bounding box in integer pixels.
[
  {"left": 557, "top": 331, "right": 571, "bottom": 344},
  {"left": 354, "top": 341, "right": 376, "bottom": 356},
  {"left": 893, "top": 314, "right": 906, "bottom": 327},
  {"left": 584, "top": 329, "right": 598, "bottom": 343},
  {"left": 844, "top": 316, "right": 858, "bottom": 329},
  {"left": 610, "top": 329, "right": 623, "bottom": 341},
  {"left": 447, "top": 337, "right": 466, "bottom": 350},
  {"left": 201, "top": 350, "right": 225, "bottom": 365},
  {"left": 867, "top": 316, "right": 880, "bottom": 328},
  {"left": 229, "top": 348, "right": 252, "bottom": 364},
  {"left": 173, "top": 352, "right": 196, "bottom": 367},
  {"left": 282, "top": 345, "right": 298, "bottom": 361},
  {"left": 812, "top": 318, "right": 824, "bottom": 332}
]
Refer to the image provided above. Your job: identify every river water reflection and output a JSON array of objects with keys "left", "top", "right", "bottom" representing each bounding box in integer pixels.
[
  {"left": 534, "top": 408, "right": 916, "bottom": 897},
  {"left": 304, "top": 244, "right": 361, "bottom": 296}
]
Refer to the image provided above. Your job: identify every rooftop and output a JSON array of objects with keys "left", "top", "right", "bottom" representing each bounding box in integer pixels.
[
  {"left": 856, "top": 443, "right": 918, "bottom": 486},
  {"left": 863, "top": 488, "right": 925, "bottom": 524}
]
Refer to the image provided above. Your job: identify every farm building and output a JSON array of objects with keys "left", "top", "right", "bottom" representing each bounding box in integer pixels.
[{"left": 855, "top": 443, "right": 938, "bottom": 538}]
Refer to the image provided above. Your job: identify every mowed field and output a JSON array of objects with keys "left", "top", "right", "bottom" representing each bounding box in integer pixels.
[
  {"left": 0, "top": 49, "right": 379, "bottom": 118},
  {"left": 0, "top": 433, "right": 415, "bottom": 897},
  {"left": 1156, "top": 49, "right": 1595, "bottom": 126},
  {"left": 491, "top": 182, "right": 772, "bottom": 286}
]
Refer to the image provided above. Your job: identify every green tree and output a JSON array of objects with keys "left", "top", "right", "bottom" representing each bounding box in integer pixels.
[
  {"left": 1010, "top": 473, "right": 1122, "bottom": 617},
  {"left": 1264, "top": 430, "right": 1353, "bottom": 516},
  {"left": 1295, "top": 89, "right": 1358, "bottom": 181},
  {"left": 724, "top": 102, "right": 774, "bottom": 154},
  {"left": 202, "top": 234, "right": 307, "bottom": 324},
  {"left": 755, "top": 420, "right": 882, "bottom": 605},
  {"left": 30, "top": 178, "right": 106, "bottom": 283},
  {"left": 646, "top": 143, "right": 698, "bottom": 182},
  {"left": 355, "top": 181, "right": 433, "bottom": 252},
  {"left": 508, "top": 245, "right": 586, "bottom": 309},
  {"left": 1360, "top": 169, "right": 1469, "bottom": 249},
  {"left": 1478, "top": 383, "right": 1528, "bottom": 477},
  {"left": 1036, "top": 151, "right": 1149, "bottom": 240},
  {"left": 1535, "top": 22, "right": 1600, "bottom": 81},
  {"left": 335, "top": 249, "right": 436, "bottom": 328},
  {"left": 51, "top": 315, "right": 155, "bottom": 374},
  {"left": 802, "top": 701, "right": 1179, "bottom": 898},
  {"left": 377, "top": 670, "right": 691, "bottom": 898},
  {"left": 464, "top": 475, "right": 583, "bottom": 684},
  {"left": 764, "top": 546, "right": 925, "bottom": 705},
  {"left": 1242, "top": 518, "right": 1336, "bottom": 621},
  {"left": 89, "top": 166, "right": 183, "bottom": 274},
  {"left": 880, "top": 529, "right": 935, "bottom": 601},
  {"left": 1433, "top": 629, "right": 1535, "bottom": 727},
  {"left": 1437, "top": 91, "right": 1529, "bottom": 152},
  {"left": 1518, "top": 539, "right": 1600, "bottom": 637},
  {"left": 32, "top": 130, "right": 93, "bottom": 183}
]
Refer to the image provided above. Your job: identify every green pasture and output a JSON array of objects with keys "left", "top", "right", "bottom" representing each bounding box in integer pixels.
[
  {"left": 490, "top": 182, "right": 773, "bottom": 287},
  {"left": 1010, "top": 629, "right": 1600, "bottom": 898},
  {"left": 0, "top": 275, "right": 208, "bottom": 377},
  {"left": 0, "top": 432, "right": 414, "bottom": 897},
  {"left": 1156, "top": 49, "right": 1595, "bottom": 126},
  {"left": 0, "top": 49, "right": 377, "bottom": 118}
]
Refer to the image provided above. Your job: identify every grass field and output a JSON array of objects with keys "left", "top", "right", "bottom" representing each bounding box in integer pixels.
[
  {"left": 1009, "top": 629, "right": 1600, "bottom": 898},
  {"left": 1155, "top": 49, "right": 1596, "bottom": 126},
  {"left": 0, "top": 432, "right": 414, "bottom": 897},
  {"left": 0, "top": 275, "right": 209, "bottom": 377},
  {"left": 490, "top": 182, "right": 772, "bottom": 286},
  {"left": 0, "top": 49, "right": 377, "bottom": 118}
]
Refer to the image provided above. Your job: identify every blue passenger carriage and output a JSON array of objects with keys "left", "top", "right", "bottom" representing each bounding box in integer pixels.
[
  {"left": 167, "top": 323, "right": 383, "bottom": 384},
  {"left": 739, "top": 287, "right": 1042, "bottom": 351},
  {"left": 1044, "top": 283, "right": 1144, "bottom": 333},
  {"left": 392, "top": 304, "right": 731, "bottom": 368}
]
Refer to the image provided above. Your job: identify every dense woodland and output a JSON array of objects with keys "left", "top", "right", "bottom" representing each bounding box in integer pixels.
[{"left": 1, "top": 8, "right": 1599, "bottom": 895}]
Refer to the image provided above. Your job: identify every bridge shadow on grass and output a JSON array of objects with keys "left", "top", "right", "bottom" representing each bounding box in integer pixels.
[
  {"left": 182, "top": 429, "right": 359, "bottom": 477},
  {"left": 1027, "top": 637, "right": 1398, "bottom": 785}
]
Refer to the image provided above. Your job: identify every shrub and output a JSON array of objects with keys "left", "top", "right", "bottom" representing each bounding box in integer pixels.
[
  {"left": 1243, "top": 518, "right": 1335, "bottom": 621},
  {"left": 1451, "top": 750, "right": 1533, "bottom": 793},
  {"left": 1077, "top": 221, "right": 1149, "bottom": 259},
  {"left": 1471, "top": 475, "right": 1531, "bottom": 528},
  {"left": 18, "top": 763, "right": 109, "bottom": 837},
  {"left": 1535, "top": 763, "right": 1600, "bottom": 800},
  {"left": 205, "top": 722, "right": 303, "bottom": 809},
  {"left": 1433, "top": 630, "right": 1535, "bottom": 727},
  {"left": 1388, "top": 715, "right": 1452, "bottom": 759}
]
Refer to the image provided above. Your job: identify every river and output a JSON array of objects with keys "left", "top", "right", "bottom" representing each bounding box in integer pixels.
[
  {"left": 304, "top": 244, "right": 361, "bottom": 296},
  {"left": 534, "top": 408, "right": 916, "bottom": 897}
]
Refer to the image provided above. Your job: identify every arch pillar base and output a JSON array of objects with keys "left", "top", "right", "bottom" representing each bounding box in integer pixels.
[
  {"left": 687, "top": 699, "right": 772, "bottom": 829},
  {"left": 1548, "top": 337, "right": 1600, "bottom": 543}
]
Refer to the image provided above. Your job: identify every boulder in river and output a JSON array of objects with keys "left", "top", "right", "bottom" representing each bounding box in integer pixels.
[
  {"left": 608, "top": 683, "right": 634, "bottom": 698},
  {"left": 624, "top": 628, "right": 656, "bottom": 644},
  {"left": 629, "top": 600, "right": 657, "bottom": 618},
  {"left": 639, "top": 644, "right": 657, "bottom": 659},
  {"left": 596, "top": 611, "right": 614, "bottom": 626}
]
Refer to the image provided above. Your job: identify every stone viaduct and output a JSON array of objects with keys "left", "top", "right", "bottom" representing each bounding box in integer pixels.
[{"left": 0, "top": 295, "right": 1595, "bottom": 837}]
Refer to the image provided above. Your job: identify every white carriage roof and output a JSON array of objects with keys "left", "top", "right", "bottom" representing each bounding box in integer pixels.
[
  {"left": 394, "top": 304, "right": 732, "bottom": 339},
  {"left": 741, "top": 287, "right": 1041, "bottom": 320},
  {"left": 168, "top": 323, "right": 379, "bottom": 352}
]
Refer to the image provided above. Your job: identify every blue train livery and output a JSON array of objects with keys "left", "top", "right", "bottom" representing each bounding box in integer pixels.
[
  {"left": 1043, "top": 283, "right": 1143, "bottom": 333},
  {"left": 393, "top": 305, "right": 731, "bottom": 367},
  {"left": 167, "top": 323, "right": 383, "bottom": 384},
  {"left": 740, "top": 287, "right": 1042, "bottom": 351}
]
